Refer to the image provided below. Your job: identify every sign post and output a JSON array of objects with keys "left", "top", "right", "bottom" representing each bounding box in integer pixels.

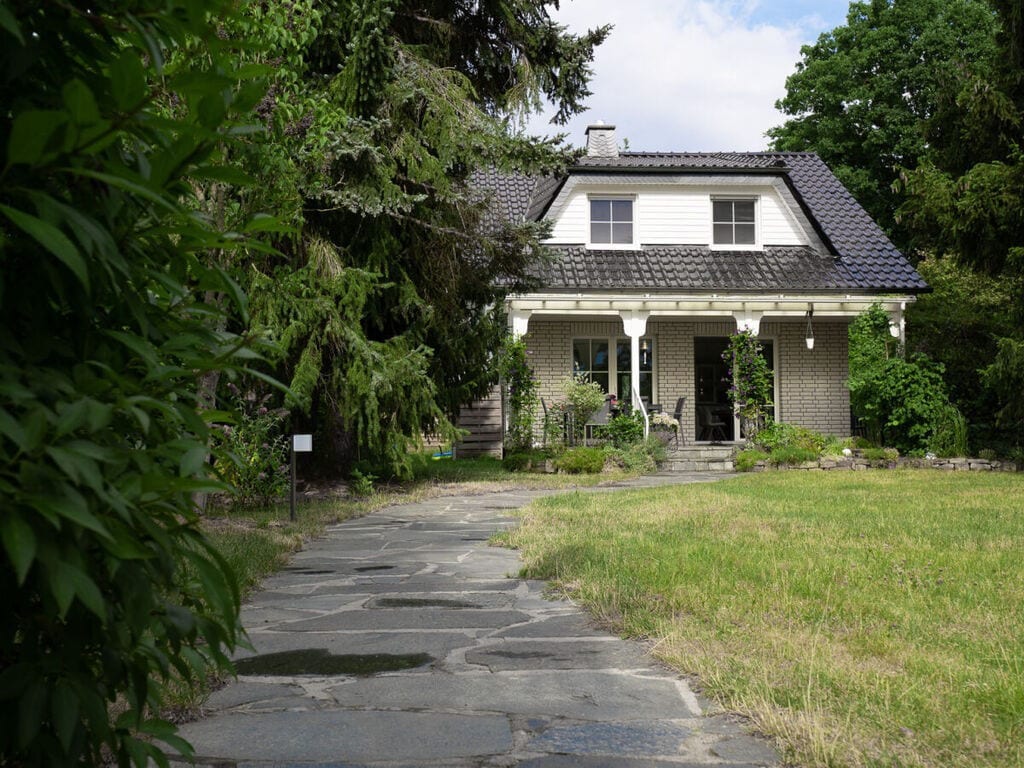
[{"left": 290, "top": 434, "right": 313, "bottom": 522}]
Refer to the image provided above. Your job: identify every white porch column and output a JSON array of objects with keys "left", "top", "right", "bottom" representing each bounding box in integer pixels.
[
  {"left": 888, "top": 302, "right": 906, "bottom": 348},
  {"left": 733, "top": 309, "right": 763, "bottom": 336},
  {"left": 509, "top": 309, "right": 532, "bottom": 340},
  {"left": 620, "top": 310, "right": 650, "bottom": 402}
]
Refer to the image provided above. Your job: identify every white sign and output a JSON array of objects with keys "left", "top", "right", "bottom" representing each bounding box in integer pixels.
[{"left": 292, "top": 434, "right": 313, "bottom": 453}]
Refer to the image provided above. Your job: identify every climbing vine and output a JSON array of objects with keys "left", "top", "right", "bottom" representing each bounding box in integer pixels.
[
  {"left": 499, "top": 337, "right": 539, "bottom": 451},
  {"left": 723, "top": 330, "right": 775, "bottom": 440}
]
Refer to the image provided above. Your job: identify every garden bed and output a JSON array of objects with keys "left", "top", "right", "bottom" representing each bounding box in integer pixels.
[{"left": 744, "top": 454, "right": 1019, "bottom": 472}]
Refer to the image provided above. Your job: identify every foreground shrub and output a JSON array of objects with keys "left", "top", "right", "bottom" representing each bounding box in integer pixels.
[
  {"left": 214, "top": 385, "right": 290, "bottom": 507},
  {"left": 554, "top": 447, "right": 606, "bottom": 474},
  {"left": 754, "top": 421, "right": 826, "bottom": 453},
  {"left": 604, "top": 407, "right": 645, "bottom": 447},
  {"left": 736, "top": 449, "right": 770, "bottom": 471}
]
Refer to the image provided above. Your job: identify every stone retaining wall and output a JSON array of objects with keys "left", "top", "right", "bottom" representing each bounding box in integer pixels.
[{"left": 747, "top": 456, "right": 1019, "bottom": 473}]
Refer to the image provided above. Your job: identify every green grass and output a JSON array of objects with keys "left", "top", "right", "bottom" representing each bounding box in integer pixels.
[{"left": 497, "top": 470, "right": 1024, "bottom": 768}]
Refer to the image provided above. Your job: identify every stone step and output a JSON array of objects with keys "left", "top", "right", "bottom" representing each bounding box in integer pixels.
[{"left": 662, "top": 444, "right": 737, "bottom": 472}]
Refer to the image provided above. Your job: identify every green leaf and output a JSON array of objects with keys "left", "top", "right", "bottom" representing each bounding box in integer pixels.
[
  {"left": 179, "top": 444, "right": 208, "bottom": 477},
  {"left": 62, "top": 561, "right": 107, "bottom": 621},
  {"left": 17, "top": 682, "right": 46, "bottom": 748},
  {"left": 62, "top": 79, "right": 100, "bottom": 125},
  {"left": 0, "top": 204, "right": 90, "bottom": 291},
  {"left": 0, "top": 4, "right": 24, "bottom": 43},
  {"left": 32, "top": 487, "right": 111, "bottom": 539},
  {"left": 110, "top": 48, "right": 147, "bottom": 110},
  {"left": 1, "top": 513, "right": 37, "bottom": 585},
  {"left": 7, "top": 110, "right": 66, "bottom": 165},
  {"left": 51, "top": 680, "right": 80, "bottom": 753}
]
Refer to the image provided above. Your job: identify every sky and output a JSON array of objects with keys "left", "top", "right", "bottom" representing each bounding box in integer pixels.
[{"left": 521, "top": 0, "right": 852, "bottom": 152}]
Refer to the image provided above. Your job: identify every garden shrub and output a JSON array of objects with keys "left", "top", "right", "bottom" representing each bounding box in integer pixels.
[
  {"left": 501, "top": 337, "right": 539, "bottom": 452},
  {"left": 214, "top": 385, "right": 290, "bottom": 507},
  {"left": 554, "top": 447, "right": 606, "bottom": 474},
  {"left": 349, "top": 469, "right": 376, "bottom": 496},
  {"left": 753, "top": 421, "right": 826, "bottom": 453},
  {"left": 604, "top": 407, "right": 645, "bottom": 447},
  {"left": 736, "top": 449, "right": 770, "bottom": 471},
  {"left": 929, "top": 403, "right": 969, "bottom": 457},
  {"left": 769, "top": 446, "right": 821, "bottom": 465},
  {"left": 861, "top": 447, "right": 900, "bottom": 461},
  {"left": 724, "top": 329, "right": 774, "bottom": 440},
  {"left": 502, "top": 451, "right": 531, "bottom": 472},
  {"left": 561, "top": 375, "right": 606, "bottom": 443}
]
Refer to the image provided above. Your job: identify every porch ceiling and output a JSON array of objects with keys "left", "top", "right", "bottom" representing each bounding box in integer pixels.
[{"left": 508, "top": 292, "right": 912, "bottom": 319}]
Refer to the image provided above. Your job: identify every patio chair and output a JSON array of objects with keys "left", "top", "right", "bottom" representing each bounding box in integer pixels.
[
  {"left": 672, "top": 397, "right": 686, "bottom": 447},
  {"left": 699, "top": 405, "right": 728, "bottom": 443}
]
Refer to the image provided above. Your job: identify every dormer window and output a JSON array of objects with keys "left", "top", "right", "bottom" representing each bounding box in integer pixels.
[
  {"left": 712, "top": 198, "right": 757, "bottom": 246},
  {"left": 590, "top": 197, "right": 634, "bottom": 246}
]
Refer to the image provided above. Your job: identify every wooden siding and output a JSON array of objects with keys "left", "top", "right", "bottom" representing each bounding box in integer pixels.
[
  {"left": 454, "top": 386, "right": 503, "bottom": 458},
  {"left": 547, "top": 182, "right": 807, "bottom": 247}
]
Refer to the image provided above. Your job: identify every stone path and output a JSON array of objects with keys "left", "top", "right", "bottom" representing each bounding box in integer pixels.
[{"left": 176, "top": 472, "right": 780, "bottom": 767}]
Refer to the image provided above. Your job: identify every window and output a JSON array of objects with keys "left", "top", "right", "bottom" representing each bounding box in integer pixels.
[
  {"left": 712, "top": 198, "right": 756, "bottom": 246},
  {"left": 590, "top": 198, "right": 633, "bottom": 245},
  {"left": 573, "top": 337, "right": 653, "bottom": 401}
]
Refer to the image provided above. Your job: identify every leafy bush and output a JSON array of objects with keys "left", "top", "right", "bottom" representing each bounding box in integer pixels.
[
  {"left": 501, "top": 337, "right": 539, "bottom": 452},
  {"left": 724, "top": 330, "right": 774, "bottom": 439},
  {"left": 502, "top": 451, "right": 530, "bottom": 472},
  {"left": 849, "top": 305, "right": 956, "bottom": 454},
  {"left": 736, "top": 449, "right": 770, "bottom": 471},
  {"left": 753, "top": 421, "right": 826, "bottom": 453},
  {"left": 979, "top": 448, "right": 998, "bottom": 461},
  {"left": 561, "top": 375, "right": 606, "bottom": 442},
  {"left": 0, "top": 3, "right": 260, "bottom": 764},
  {"left": 349, "top": 469, "right": 376, "bottom": 496},
  {"left": 929, "top": 403, "right": 969, "bottom": 457},
  {"left": 770, "top": 446, "right": 821, "bottom": 465},
  {"left": 604, "top": 407, "right": 645, "bottom": 447},
  {"left": 554, "top": 447, "right": 606, "bottom": 474},
  {"left": 214, "top": 385, "right": 290, "bottom": 507}
]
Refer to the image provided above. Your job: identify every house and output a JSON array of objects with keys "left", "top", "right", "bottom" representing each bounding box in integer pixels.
[{"left": 456, "top": 123, "right": 927, "bottom": 455}]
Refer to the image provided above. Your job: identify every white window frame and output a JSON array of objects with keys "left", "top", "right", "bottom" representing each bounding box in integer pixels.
[
  {"left": 710, "top": 196, "right": 761, "bottom": 250},
  {"left": 587, "top": 195, "right": 637, "bottom": 249},
  {"left": 571, "top": 336, "right": 657, "bottom": 403}
]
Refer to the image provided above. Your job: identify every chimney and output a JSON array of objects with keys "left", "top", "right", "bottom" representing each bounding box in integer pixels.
[{"left": 585, "top": 121, "right": 618, "bottom": 158}]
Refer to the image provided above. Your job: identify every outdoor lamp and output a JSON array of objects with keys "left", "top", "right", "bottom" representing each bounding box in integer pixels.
[{"left": 805, "top": 308, "right": 814, "bottom": 350}]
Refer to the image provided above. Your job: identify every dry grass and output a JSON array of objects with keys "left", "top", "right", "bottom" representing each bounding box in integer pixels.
[{"left": 498, "top": 470, "right": 1024, "bottom": 768}]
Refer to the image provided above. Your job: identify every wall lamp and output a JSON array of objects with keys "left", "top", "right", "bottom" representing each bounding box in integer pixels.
[{"left": 805, "top": 307, "right": 815, "bottom": 350}]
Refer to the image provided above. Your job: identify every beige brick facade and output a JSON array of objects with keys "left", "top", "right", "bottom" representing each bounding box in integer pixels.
[{"left": 523, "top": 315, "right": 850, "bottom": 441}]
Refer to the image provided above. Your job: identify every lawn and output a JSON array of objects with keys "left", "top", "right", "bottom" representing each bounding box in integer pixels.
[{"left": 498, "top": 470, "right": 1024, "bottom": 768}]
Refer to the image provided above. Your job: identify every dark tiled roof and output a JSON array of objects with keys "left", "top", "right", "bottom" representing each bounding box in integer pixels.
[
  {"left": 470, "top": 168, "right": 536, "bottom": 229},
  {"left": 474, "top": 152, "right": 928, "bottom": 293},
  {"left": 531, "top": 246, "right": 911, "bottom": 292}
]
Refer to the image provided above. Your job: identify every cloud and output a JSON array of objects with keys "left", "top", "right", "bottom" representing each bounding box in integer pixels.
[{"left": 522, "top": 1, "right": 837, "bottom": 152}]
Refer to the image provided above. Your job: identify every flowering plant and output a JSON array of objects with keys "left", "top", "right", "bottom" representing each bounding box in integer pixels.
[
  {"left": 651, "top": 412, "right": 679, "bottom": 431},
  {"left": 723, "top": 330, "right": 774, "bottom": 440}
]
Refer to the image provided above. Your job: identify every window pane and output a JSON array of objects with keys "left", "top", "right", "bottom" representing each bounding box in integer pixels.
[
  {"left": 573, "top": 340, "right": 589, "bottom": 373},
  {"left": 591, "top": 223, "right": 611, "bottom": 243},
  {"left": 735, "top": 222, "right": 756, "bottom": 244},
  {"left": 713, "top": 222, "right": 733, "bottom": 244},
  {"left": 712, "top": 200, "right": 732, "bottom": 222},
  {"left": 611, "top": 222, "right": 633, "bottom": 244},
  {"left": 591, "top": 372, "right": 609, "bottom": 393},
  {"left": 611, "top": 199, "right": 632, "bottom": 222},
  {"left": 616, "top": 340, "right": 630, "bottom": 371},
  {"left": 590, "top": 199, "right": 611, "bottom": 221},
  {"left": 734, "top": 200, "right": 756, "bottom": 221},
  {"left": 592, "top": 341, "right": 609, "bottom": 371},
  {"left": 617, "top": 371, "right": 631, "bottom": 399}
]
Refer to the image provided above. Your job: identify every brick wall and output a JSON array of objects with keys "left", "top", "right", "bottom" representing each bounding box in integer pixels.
[{"left": 521, "top": 316, "right": 852, "bottom": 441}]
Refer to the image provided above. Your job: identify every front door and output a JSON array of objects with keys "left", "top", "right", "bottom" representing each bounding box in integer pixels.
[
  {"left": 694, "top": 336, "right": 776, "bottom": 442},
  {"left": 694, "top": 338, "right": 734, "bottom": 442}
]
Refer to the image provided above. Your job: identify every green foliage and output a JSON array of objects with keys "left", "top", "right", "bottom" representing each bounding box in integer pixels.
[
  {"left": 860, "top": 447, "right": 900, "bottom": 462},
  {"left": 930, "top": 403, "right": 969, "bottom": 457},
  {"left": 214, "top": 385, "right": 290, "bottom": 507},
  {"left": 723, "top": 330, "right": 774, "bottom": 440},
  {"left": 603, "top": 407, "right": 645, "bottom": 448},
  {"left": 752, "top": 422, "right": 826, "bottom": 454},
  {"left": 561, "top": 375, "right": 606, "bottom": 443},
  {"left": 348, "top": 468, "right": 376, "bottom": 497},
  {"left": 235, "top": 0, "right": 606, "bottom": 478},
  {"left": 553, "top": 447, "right": 606, "bottom": 474},
  {"left": 907, "top": 257, "right": 1017, "bottom": 449},
  {"left": 769, "top": 446, "right": 821, "bottom": 465},
  {"left": 0, "top": 1, "right": 264, "bottom": 764},
  {"left": 735, "top": 449, "right": 770, "bottom": 471},
  {"left": 500, "top": 337, "right": 539, "bottom": 452},
  {"left": 980, "top": 336, "right": 1024, "bottom": 430},
  {"left": 848, "top": 305, "right": 957, "bottom": 454},
  {"left": 769, "top": 0, "right": 999, "bottom": 247}
]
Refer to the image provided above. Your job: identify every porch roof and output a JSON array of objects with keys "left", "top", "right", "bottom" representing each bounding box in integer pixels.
[{"left": 530, "top": 245, "right": 923, "bottom": 293}]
